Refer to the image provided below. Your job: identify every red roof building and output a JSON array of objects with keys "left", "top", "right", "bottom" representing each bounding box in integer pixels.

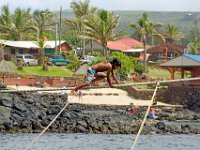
[
  {"left": 107, "top": 37, "right": 143, "bottom": 51},
  {"left": 147, "top": 43, "right": 185, "bottom": 61},
  {"left": 84, "top": 37, "right": 144, "bottom": 59}
]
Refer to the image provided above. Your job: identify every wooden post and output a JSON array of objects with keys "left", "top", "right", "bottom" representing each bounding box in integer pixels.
[
  {"left": 191, "top": 67, "right": 196, "bottom": 77},
  {"left": 164, "top": 47, "right": 168, "bottom": 60},
  {"left": 181, "top": 68, "right": 184, "bottom": 79},
  {"left": 171, "top": 67, "right": 175, "bottom": 79}
]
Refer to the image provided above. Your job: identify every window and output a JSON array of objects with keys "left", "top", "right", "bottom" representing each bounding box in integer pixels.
[
  {"left": 11, "top": 49, "right": 15, "bottom": 54},
  {"left": 25, "top": 55, "right": 34, "bottom": 59},
  {"left": 19, "top": 49, "right": 23, "bottom": 54}
]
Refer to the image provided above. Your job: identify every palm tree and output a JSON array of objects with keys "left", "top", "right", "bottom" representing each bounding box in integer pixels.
[
  {"left": 188, "top": 42, "right": 200, "bottom": 54},
  {"left": 148, "top": 22, "right": 162, "bottom": 45},
  {"left": 162, "top": 24, "right": 184, "bottom": 44},
  {"left": 71, "top": 0, "right": 96, "bottom": 18},
  {"left": 35, "top": 39, "right": 47, "bottom": 70},
  {"left": 65, "top": 0, "right": 97, "bottom": 56},
  {"left": 32, "top": 9, "right": 54, "bottom": 40},
  {"left": 0, "top": 5, "right": 13, "bottom": 39},
  {"left": 83, "top": 10, "right": 125, "bottom": 56},
  {"left": 129, "top": 13, "right": 151, "bottom": 73},
  {"left": 0, "top": 5, "right": 35, "bottom": 40}
]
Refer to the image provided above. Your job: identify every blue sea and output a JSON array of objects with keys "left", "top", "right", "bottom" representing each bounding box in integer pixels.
[{"left": 0, "top": 133, "right": 199, "bottom": 150}]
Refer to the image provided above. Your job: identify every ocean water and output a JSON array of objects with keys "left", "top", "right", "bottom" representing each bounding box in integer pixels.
[{"left": 0, "top": 133, "right": 199, "bottom": 150}]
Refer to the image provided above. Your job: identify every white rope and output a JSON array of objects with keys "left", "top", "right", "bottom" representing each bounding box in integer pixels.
[
  {"left": 1, "top": 77, "right": 200, "bottom": 93},
  {"left": 115, "top": 77, "right": 200, "bottom": 88},
  {"left": 131, "top": 82, "right": 160, "bottom": 150},
  {"left": 24, "top": 97, "right": 73, "bottom": 150}
]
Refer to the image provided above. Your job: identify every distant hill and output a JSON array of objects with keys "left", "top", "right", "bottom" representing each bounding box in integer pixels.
[{"left": 60, "top": 10, "right": 200, "bottom": 35}]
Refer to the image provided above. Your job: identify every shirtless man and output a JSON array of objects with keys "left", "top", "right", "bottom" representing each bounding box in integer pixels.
[{"left": 71, "top": 58, "right": 121, "bottom": 96}]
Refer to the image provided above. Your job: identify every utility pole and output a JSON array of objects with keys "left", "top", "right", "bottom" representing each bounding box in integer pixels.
[
  {"left": 55, "top": 22, "right": 58, "bottom": 54},
  {"left": 143, "top": 35, "right": 147, "bottom": 74},
  {"left": 194, "top": 17, "right": 200, "bottom": 42},
  {"left": 59, "top": 6, "right": 62, "bottom": 55}
]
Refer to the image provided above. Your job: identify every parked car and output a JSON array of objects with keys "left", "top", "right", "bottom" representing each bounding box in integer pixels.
[
  {"left": 15, "top": 54, "right": 38, "bottom": 66},
  {"left": 80, "top": 55, "right": 97, "bottom": 65},
  {"left": 48, "top": 55, "right": 69, "bottom": 66}
]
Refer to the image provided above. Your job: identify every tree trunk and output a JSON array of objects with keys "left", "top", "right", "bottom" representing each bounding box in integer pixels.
[
  {"left": 80, "top": 39, "right": 84, "bottom": 57},
  {"left": 151, "top": 32, "right": 154, "bottom": 45},
  {"left": 38, "top": 48, "right": 44, "bottom": 65},
  {"left": 42, "top": 63, "right": 48, "bottom": 71},
  {"left": 103, "top": 45, "right": 106, "bottom": 56},
  {"left": 90, "top": 40, "right": 93, "bottom": 55},
  {"left": 143, "top": 36, "right": 147, "bottom": 74},
  {"left": 83, "top": 38, "right": 85, "bottom": 56}
]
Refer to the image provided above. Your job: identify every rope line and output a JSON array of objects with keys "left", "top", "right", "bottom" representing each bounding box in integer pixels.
[
  {"left": 19, "top": 76, "right": 191, "bottom": 149},
  {"left": 25, "top": 96, "right": 74, "bottom": 150},
  {"left": 131, "top": 81, "right": 160, "bottom": 150},
  {"left": 1, "top": 77, "right": 200, "bottom": 93}
]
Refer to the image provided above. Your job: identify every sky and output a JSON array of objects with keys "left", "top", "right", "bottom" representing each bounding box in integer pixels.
[{"left": 0, "top": 0, "right": 200, "bottom": 12}]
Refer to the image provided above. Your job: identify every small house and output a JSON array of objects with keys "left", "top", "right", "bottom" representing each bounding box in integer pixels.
[
  {"left": 0, "top": 40, "right": 71, "bottom": 60},
  {"left": 148, "top": 43, "right": 185, "bottom": 62}
]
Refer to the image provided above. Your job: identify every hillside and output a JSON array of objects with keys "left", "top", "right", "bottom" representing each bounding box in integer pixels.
[{"left": 61, "top": 10, "right": 200, "bottom": 34}]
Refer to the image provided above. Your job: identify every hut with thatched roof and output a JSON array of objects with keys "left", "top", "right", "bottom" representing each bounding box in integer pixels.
[
  {"left": 73, "top": 64, "right": 89, "bottom": 77},
  {"left": 147, "top": 43, "right": 185, "bottom": 62},
  {"left": 0, "top": 60, "right": 16, "bottom": 86}
]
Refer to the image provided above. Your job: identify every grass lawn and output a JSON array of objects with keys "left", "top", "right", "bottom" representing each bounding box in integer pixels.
[
  {"left": 16, "top": 66, "right": 73, "bottom": 77},
  {"left": 147, "top": 65, "right": 181, "bottom": 79}
]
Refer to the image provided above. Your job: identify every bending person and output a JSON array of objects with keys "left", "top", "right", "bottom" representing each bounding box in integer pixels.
[{"left": 71, "top": 58, "right": 121, "bottom": 96}]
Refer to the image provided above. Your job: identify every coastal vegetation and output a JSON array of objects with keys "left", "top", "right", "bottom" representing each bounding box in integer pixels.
[
  {"left": 0, "top": 0, "right": 199, "bottom": 78},
  {"left": 0, "top": 1, "right": 199, "bottom": 50}
]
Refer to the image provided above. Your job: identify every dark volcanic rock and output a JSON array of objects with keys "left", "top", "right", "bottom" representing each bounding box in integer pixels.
[{"left": 0, "top": 92, "right": 200, "bottom": 134}]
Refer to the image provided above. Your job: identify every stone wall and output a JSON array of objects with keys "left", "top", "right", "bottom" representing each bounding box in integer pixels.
[
  {"left": 0, "top": 92, "right": 200, "bottom": 134},
  {"left": 123, "top": 87, "right": 154, "bottom": 100},
  {"left": 158, "top": 87, "right": 200, "bottom": 112},
  {"left": 0, "top": 76, "right": 83, "bottom": 87},
  {"left": 123, "top": 86, "right": 200, "bottom": 112}
]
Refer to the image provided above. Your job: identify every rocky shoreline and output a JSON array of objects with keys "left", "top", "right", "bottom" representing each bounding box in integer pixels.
[{"left": 0, "top": 93, "right": 200, "bottom": 134}]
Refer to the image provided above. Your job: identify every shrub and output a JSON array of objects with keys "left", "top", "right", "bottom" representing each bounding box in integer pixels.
[
  {"left": 134, "top": 63, "right": 143, "bottom": 74},
  {"left": 111, "top": 52, "right": 134, "bottom": 79},
  {"left": 66, "top": 50, "right": 81, "bottom": 71},
  {"left": 17, "top": 59, "right": 23, "bottom": 70}
]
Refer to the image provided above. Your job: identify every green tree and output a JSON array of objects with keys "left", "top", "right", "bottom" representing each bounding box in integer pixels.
[
  {"left": 129, "top": 12, "right": 151, "bottom": 73},
  {"left": 66, "top": 50, "right": 81, "bottom": 71},
  {"left": 0, "top": 5, "right": 35, "bottom": 40},
  {"left": 188, "top": 42, "right": 200, "bottom": 54},
  {"left": 62, "top": 30, "right": 80, "bottom": 49},
  {"left": 111, "top": 52, "right": 134, "bottom": 79},
  {"left": 148, "top": 22, "right": 162, "bottom": 45},
  {"left": 32, "top": 9, "right": 54, "bottom": 40},
  {"left": 64, "top": 0, "right": 97, "bottom": 56},
  {"left": 0, "top": 5, "right": 12, "bottom": 39},
  {"left": 162, "top": 24, "right": 184, "bottom": 44},
  {"left": 35, "top": 39, "right": 48, "bottom": 70},
  {"left": 83, "top": 10, "right": 125, "bottom": 56},
  {"left": 70, "top": 0, "right": 96, "bottom": 18},
  {"left": 64, "top": 18, "right": 84, "bottom": 48}
]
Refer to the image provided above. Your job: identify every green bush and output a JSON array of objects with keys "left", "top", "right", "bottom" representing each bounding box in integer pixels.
[
  {"left": 111, "top": 52, "right": 134, "bottom": 78},
  {"left": 17, "top": 59, "right": 23, "bottom": 70},
  {"left": 66, "top": 63, "right": 74, "bottom": 71},
  {"left": 134, "top": 63, "right": 143, "bottom": 74},
  {"left": 66, "top": 50, "right": 81, "bottom": 71}
]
